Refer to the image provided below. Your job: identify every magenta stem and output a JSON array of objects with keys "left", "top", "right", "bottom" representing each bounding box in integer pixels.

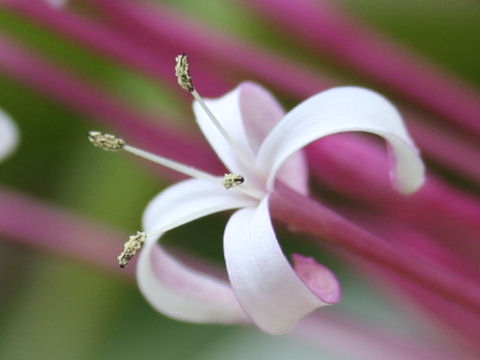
[
  {"left": 87, "top": 0, "right": 336, "bottom": 97},
  {"left": 344, "top": 209, "right": 479, "bottom": 283},
  {"left": 297, "top": 311, "right": 474, "bottom": 360},
  {"left": 347, "top": 245, "right": 480, "bottom": 353},
  {"left": 2, "top": 0, "right": 227, "bottom": 95},
  {"left": 1, "top": 25, "right": 480, "bottom": 263},
  {"left": 6, "top": 0, "right": 480, "bottom": 184},
  {"left": 246, "top": 0, "right": 480, "bottom": 137},
  {"left": 270, "top": 184, "right": 480, "bottom": 317},
  {"left": 305, "top": 134, "right": 480, "bottom": 240},
  {"left": 90, "top": 0, "right": 480, "bottom": 185},
  {"left": 341, "top": 209, "right": 480, "bottom": 348},
  {"left": 0, "top": 185, "right": 133, "bottom": 276},
  {"left": 0, "top": 35, "right": 223, "bottom": 175},
  {"left": 1, "top": 191, "right": 466, "bottom": 358},
  {"left": 397, "top": 275, "right": 480, "bottom": 352},
  {"left": 340, "top": 249, "right": 480, "bottom": 355},
  {"left": 1, "top": 2, "right": 480, "bottom": 319},
  {"left": 1, "top": 32, "right": 480, "bottom": 307},
  {"left": 406, "top": 115, "right": 480, "bottom": 183}
]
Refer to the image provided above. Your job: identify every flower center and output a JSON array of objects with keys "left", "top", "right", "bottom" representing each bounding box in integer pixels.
[{"left": 88, "top": 54, "right": 267, "bottom": 267}]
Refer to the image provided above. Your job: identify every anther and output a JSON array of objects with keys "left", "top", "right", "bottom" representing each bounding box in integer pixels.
[
  {"left": 175, "top": 54, "right": 194, "bottom": 92},
  {"left": 175, "top": 54, "right": 254, "bottom": 171},
  {"left": 118, "top": 231, "right": 147, "bottom": 268},
  {"left": 223, "top": 173, "right": 245, "bottom": 189},
  {"left": 88, "top": 131, "right": 125, "bottom": 151}
]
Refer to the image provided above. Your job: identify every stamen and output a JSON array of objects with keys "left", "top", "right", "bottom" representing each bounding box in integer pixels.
[
  {"left": 118, "top": 231, "right": 146, "bottom": 268},
  {"left": 223, "top": 173, "right": 245, "bottom": 189},
  {"left": 87, "top": 130, "right": 264, "bottom": 200},
  {"left": 88, "top": 131, "right": 125, "bottom": 151},
  {"left": 175, "top": 54, "right": 194, "bottom": 92},
  {"left": 175, "top": 54, "right": 253, "bottom": 168},
  {"left": 88, "top": 130, "right": 217, "bottom": 182}
]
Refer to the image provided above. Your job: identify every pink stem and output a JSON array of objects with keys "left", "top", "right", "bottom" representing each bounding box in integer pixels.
[
  {"left": 270, "top": 184, "right": 480, "bottom": 317},
  {"left": 87, "top": 0, "right": 336, "bottom": 97},
  {"left": 0, "top": 185, "right": 133, "bottom": 277},
  {"left": 2, "top": 0, "right": 228, "bottom": 96},
  {"left": 406, "top": 116, "right": 480, "bottom": 183},
  {"left": 296, "top": 311, "right": 475, "bottom": 360},
  {"left": 246, "top": 0, "right": 480, "bottom": 136},
  {"left": 399, "top": 278, "right": 480, "bottom": 353},
  {"left": 1, "top": 19, "right": 479, "bottom": 268},
  {"left": 7, "top": 0, "right": 480, "bottom": 185},
  {"left": 338, "top": 248, "right": 480, "bottom": 355},
  {"left": 306, "top": 134, "right": 480, "bottom": 240},
  {"left": 2, "top": 32, "right": 480, "bottom": 310},
  {"left": 91, "top": 0, "right": 480, "bottom": 185},
  {"left": 345, "top": 210, "right": 479, "bottom": 284},
  {"left": 0, "top": 35, "right": 223, "bottom": 175},
  {"left": 343, "top": 243, "right": 480, "bottom": 353},
  {"left": 1, "top": 3, "right": 480, "bottom": 317},
  {"left": 1, "top": 191, "right": 465, "bottom": 359}
]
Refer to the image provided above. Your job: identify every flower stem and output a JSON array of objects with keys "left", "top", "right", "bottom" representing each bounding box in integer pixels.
[
  {"left": 0, "top": 187, "right": 474, "bottom": 357},
  {"left": 305, "top": 135, "right": 480, "bottom": 240},
  {"left": 2, "top": 0, "right": 228, "bottom": 96},
  {"left": 0, "top": 34, "right": 223, "bottom": 176},
  {"left": 0, "top": 185, "right": 131, "bottom": 276},
  {"left": 7, "top": 0, "right": 480, "bottom": 185},
  {"left": 85, "top": 0, "right": 480, "bottom": 185},
  {"left": 246, "top": 0, "right": 480, "bottom": 137},
  {"left": 296, "top": 311, "right": 474, "bottom": 360},
  {"left": 86, "top": 0, "right": 335, "bottom": 97},
  {"left": 270, "top": 184, "right": 480, "bottom": 317}
]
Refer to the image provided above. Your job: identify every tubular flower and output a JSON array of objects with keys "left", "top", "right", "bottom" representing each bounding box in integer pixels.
[
  {"left": 131, "top": 81, "right": 425, "bottom": 335},
  {"left": 0, "top": 107, "right": 19, "bottom": 161},
  {"left": 89, "top": 80, "right": 424, "bottom": 334}
]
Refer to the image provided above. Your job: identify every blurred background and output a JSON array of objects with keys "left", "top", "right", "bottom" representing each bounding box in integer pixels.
[{"left": 0, "top": 0, "right": 479, "bottom": 359}]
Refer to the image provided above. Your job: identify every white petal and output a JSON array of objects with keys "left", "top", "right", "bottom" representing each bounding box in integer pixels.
[
  {"left": 224, "top": 197, "right": 340, "bottom": 335},
  {"left": 138, "top": 179, "right": 254, "bottom": 323},
  {"left": 194, "top": 82, "right": 309, "bottom": 194},
  {"left": 239, "top": 82, "right": 309, "bottom": 195},
  {"left": 257, "top": 87, "right": 425, "bottom": 194},
  {"left": 0, "top": 108, "right": 19, "bottom": 161},
  {"left": 193, "top": 84, "right": 257, "bottom": 177},
  {"left": 142, "top": 178, "right": 255, "bottom": 232}
]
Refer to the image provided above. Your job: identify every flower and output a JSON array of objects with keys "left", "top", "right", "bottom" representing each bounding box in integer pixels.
[
  {"left": 132, "top": 81, "right": 424, "bottom": 335},
  {"left": 0, "top": 107, "right": 19, "bottom": 162}
]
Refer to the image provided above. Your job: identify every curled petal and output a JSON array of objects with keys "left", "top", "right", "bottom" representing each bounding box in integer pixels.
[
  {"left": 0, "top": 108, "right": 19, "bottom": 161},
  {"left": 138, "top": 242, "right": 247, "bottom": 323},
  {"left": 138, "top": 179, "right": 254, "bottom": 323},
  {"left": 223, "top": 197, "right": 340, "bottom": 334},
  {"left": 193, "top": 82, "right": 309, "bottom": 194},
  {"left": 257, "top": 87, "right": 425, "bottom": 194},
  {"left": 292, "top": 254, "right": 341, "bottom": 304},
  {"left": 142, "top": 178, "right": 255, "bottom": 232},
  {"left": 193, "top": 84, "right": 257, "bottom": 176},
  {"left": 239, "top": 82, "right": 309, "bottom": 195}
]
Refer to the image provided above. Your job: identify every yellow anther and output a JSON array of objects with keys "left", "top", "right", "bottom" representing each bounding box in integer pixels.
[
  {"left": 223, "top": 173, "right": 245, "bottom": 189},
  {"left": 88, "top": 131, "right": 125, "bottom": 151},
  {"left": 175, "top": 54, "right": 194, "bottom": 92},
  {"left": 118, "top": 231, "right": 146, "bottom": 268}
]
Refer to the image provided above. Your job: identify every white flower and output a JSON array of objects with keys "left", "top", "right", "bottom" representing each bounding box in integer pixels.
[
  {"left": 129, "top": 82, "right": 424, "bottom": 334},
  {"left": 0, "top": 107, "right": 19, "bottom": 162}
]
